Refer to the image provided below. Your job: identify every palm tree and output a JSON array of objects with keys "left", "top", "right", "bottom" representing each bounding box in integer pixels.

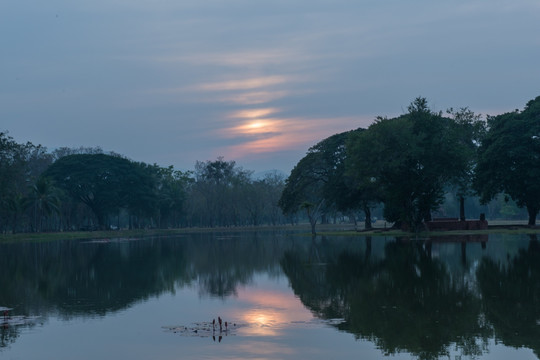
[
  {"left": 5, "top": 192, "right": 25, "bottom": 233},
  {"left": 25, "top": 177, "right": 61, "bottom": 232}
]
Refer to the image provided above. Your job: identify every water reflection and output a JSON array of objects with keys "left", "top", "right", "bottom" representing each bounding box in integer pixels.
[
  {"left": 1, "top": 231, "right": 539, "bottom": 359},
  {"left": 476, "top": 234, "right": 540, "bottom": 355},
  {"left": 281, "top": 234, "right": 540, "bottom": 359}
]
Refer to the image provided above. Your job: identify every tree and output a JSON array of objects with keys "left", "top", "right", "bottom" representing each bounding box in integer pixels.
[
  {"left": 259, "top": 171, "right": 286, "bottom": 226},
  {"left": 43, "top": 153, "right": 159, "bottom": 229},
  {"left": 446, "top": 107, "right": 486, "bottom": 221},
  {"left": 191, "top": 157, "right": 252, "bottom": 227},
  {"left": 279, "top": 130, "right": 365, "bottom": 234},
  {"left": 0, "top": 132, "right": 53, "bottom": 233},
  {"left": 156, "top": 166, "right": 192, "bottom": 228},
  {"left": 347, "top": 98, "right": 468, "bottom": 231},
  {"left": 25, "top": 177, "right": 61, "bottom": 232},
  {"left": 475, "top": 96, "right": 540, "bottom": 225}
]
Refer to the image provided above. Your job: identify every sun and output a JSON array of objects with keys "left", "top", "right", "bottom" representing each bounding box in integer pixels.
[{"left": 246, "top": 121, "right": 266, "bottom": 130}]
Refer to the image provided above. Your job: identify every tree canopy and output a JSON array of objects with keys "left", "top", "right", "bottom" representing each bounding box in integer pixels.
[
  {"left": 346, "top": 98, "right": 477, "bottom": 231},
  {"left": 475, "top": 96, "right": 540, "bottom": 225},
  {"left": 278, "top": 129, "right": 365, "bottom": 234},
  {"left": 43, "top": 153, "right": 158, "bottom": 229}
]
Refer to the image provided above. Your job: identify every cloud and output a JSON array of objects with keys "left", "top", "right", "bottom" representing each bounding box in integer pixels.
[
  {"left": 194, "top": 75, "right": 290, "bottom": 92},
  {"left": 158, "top": 48, "right": 313, "bottom": 67},
  {"left": 217, "top": 91, "right": 291, "bottom": 105},
  {"left": 217, "top": 115, "right": 364, "bottom": 161},
  {"left": 228, "top": 108, "right": 280, "bottom": 119}
]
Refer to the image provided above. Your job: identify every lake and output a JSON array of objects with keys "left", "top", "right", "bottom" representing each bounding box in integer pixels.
[{"left": 1, "top": 231, "right": 539, "bottom": 359}]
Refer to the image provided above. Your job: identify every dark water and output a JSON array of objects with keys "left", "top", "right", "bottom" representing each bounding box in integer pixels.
[{"left": 1, "top": 231, "right": 539, "bottom": 359}]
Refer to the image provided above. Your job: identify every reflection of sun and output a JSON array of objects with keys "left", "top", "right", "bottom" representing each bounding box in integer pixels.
[
  {"left": 252, "top": 313, "right": 271, "bottom": 326},
  {"left": 240, "top": 309, "right": 283, "bottom": 336}
]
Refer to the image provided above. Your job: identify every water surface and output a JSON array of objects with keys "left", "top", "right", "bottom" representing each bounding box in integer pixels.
[{"left": 1, "top": 231, "right": 539, "bottom": 359}]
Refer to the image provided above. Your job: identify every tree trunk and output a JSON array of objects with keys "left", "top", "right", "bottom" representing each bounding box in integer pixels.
[
  {"left": 363, "top": 205, "right": 372, "bottom": 230},
  {"left": 527, "top": 204, "right": 538, "bottom": 226},
  {"left": 350, "top": 211, "right": 358, "bottom": 230},
  {"left": 423, "top": 209, "right": 432, "bottom": 222},
  {"left": 459, "top": 195, "right": 465, "bottom": 221},
  {"left": 310, "top": 220, "right": 316, "bottom": 236}
]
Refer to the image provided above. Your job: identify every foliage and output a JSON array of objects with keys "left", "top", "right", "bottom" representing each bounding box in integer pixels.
[
  {"left": 279, "top": 130, "right": 364, "bottom": 234},
  {"left": 43, "top": 153, "right": 158, "bottom": 229},
  {"left": 0, "top": 132, "right": 54, "bottom": 233},
  {"left": 475, "top": 96, "right": 540, "bottom": 225},
  {"left": 346, "top": 98, "right": 477, "bottom": 231},
  {"left": 2, "top": 94, "right": 540, "bottom": 234}
]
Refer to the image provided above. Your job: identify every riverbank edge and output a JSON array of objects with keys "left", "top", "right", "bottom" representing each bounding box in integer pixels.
[{"left": 1, "top": 222, "right": 539, "bottom": 243}]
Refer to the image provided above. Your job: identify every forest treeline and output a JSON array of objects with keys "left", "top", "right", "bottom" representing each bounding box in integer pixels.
[
  {"left": 1, "top": 95, "right": 539, "bottom": 233},
  {"left": 0, "top": 141, "right": 286, "bottom": 232},
  {"left": 279, "top": 95, "right": 540, "bottom": 233}
]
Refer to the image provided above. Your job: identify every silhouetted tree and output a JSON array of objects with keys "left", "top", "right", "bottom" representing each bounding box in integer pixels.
[{"left": 475, "top": 96, "right": 540, "bottom": 225}]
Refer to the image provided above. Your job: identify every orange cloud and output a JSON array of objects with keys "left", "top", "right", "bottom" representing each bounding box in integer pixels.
[
  {"left": 218, "top": 115, "right": 362, "bottom": 159},
  {"left": 228, "top": 108, "right": 280, "bottom": 119},
  {"left": 217, "top": 91, "right": 290, "bottom": 105},
  {"left": 196, "top": 76, "right": 289, "bottom": 92}
]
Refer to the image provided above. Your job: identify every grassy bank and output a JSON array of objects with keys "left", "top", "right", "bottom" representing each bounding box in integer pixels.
[
  {"left": 1, "top": 221, "right": 539, "bottom": 243},
  {"left": 0, "top": 225, "right": 302, "bottom": 243}
]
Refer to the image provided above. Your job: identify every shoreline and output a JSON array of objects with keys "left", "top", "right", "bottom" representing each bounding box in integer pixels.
[{"left": 1, "top": 221, "right": 539, "bottom": 243}]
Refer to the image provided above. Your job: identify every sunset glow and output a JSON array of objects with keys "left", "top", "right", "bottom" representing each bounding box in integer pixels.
[
  {"left": 196, "top": 76, "right": 289, "bottom": 92},
  {"left": 218, "top": 115, "right": 362, "bottom": 160},
  {"left": 219, "top": 90, "right": 290, "bottom": 105},
  {"left": 229, "top": 108, "right": 279, "bottom": 119},
  {"left": 228, "top": 287, "right": 314, "bottom": 337}
]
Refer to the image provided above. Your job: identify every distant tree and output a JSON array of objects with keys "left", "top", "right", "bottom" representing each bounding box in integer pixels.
[
  {"left": 191, "top": 157, "right": 252, "bottom": 227},
  {"left": 0, "top": 132, "right": 53, "bottom": 233},
  {"left": 475, "top": 96, "right": 540, "bottom": 225},
  {"left": 51, "top": 146, "right": 104, "bottom": 160},
  {"left": 25, "top": 177, "right": 61, "bottom": 232},
  {"left": 446, "top": 107, "right": 486, "bottom": 221},
  {"left": 156, "top": 166, "right": 193, "bottom": 228},
  {"left": 43, "top": 153, "right": 159, "bottom": 229},
  {"left": 260, "top": 171, "right": 286, "bottom": 226}
]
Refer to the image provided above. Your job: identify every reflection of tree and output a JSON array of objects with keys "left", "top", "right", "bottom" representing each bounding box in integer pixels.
[
  {"left": 282, "top": 239, "right": 490, "bottom": 359},
  {"left": 476, "top": 235, "right": 540, "bottom": 357},
  {"left": 193, "top": 233, "right": 284, "bottom": 298},
  {"left": 0, "top": 239, "right": 193, "bottom": 318},
  {"left": 1, "top": 324, "right": 20, "bottom": 350},
  {"left": 0, "top": 232, "right": 293, "bottom": 323}
]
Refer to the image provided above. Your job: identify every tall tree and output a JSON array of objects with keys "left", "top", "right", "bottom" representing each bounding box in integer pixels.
[
  {"left": 446, "top": 107, "right": 486, "bottom": 221},
  {"left": 347, "top": 98, "right": 467, "bottom": 231},
  {"left": 475, "top": 96, "right": 540, "bottom": 225}
]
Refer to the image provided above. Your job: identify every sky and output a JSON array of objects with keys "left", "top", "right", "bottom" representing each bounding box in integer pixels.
[{"left": 1, "top": 0, "right": 539, "bottom": 174}]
